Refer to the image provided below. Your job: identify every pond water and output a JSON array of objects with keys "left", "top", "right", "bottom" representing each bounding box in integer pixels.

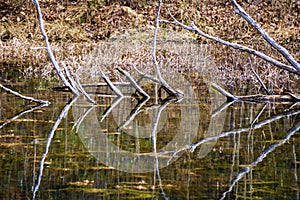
[{"left": 1, "top": 78, "right": 300, "bottom": 200}]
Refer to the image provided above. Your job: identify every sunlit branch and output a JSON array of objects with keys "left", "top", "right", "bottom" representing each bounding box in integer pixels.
[
  {"left": 32, "top": 0, "right": 96, "bottom": 104},
  {"left": 74, "top": 74, "right": 96, "bottom": 104},
  {"left": 117, "top": 68, "right": 150, "bottom": 99},
  {"left": 100, "top": 70, "right": 124, "bottom": 98},
  {"left": 220, "top": 122, "right": 300, "bottom": 200},
  {"left": 32, "top": 0, "right": 78, "bottom": 95},
  {"left": 161, "top": 13, "right": 300, "bottom": 76},
  {"left": 232, "top": 0, "right": 300, "bottom": 72},
  {"left": 32, "top": 96, "right": 78, "bottom": 199},
  {"left": 152, "top": 0, "right": 183, "bottom": 99},
  {"left": 212, "top": 83, "right": 300, "bottom": 102}
]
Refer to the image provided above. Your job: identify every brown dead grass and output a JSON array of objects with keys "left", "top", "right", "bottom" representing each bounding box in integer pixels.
[{"left": 0, "top": 0, "right": 300, "bottom": 93}]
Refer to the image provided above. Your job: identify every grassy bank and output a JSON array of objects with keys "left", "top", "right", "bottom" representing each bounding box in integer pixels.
[{"left": 0, "top": 0, "right": 299, "bottom": 93}]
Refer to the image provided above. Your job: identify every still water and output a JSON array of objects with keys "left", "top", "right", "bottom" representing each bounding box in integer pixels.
[{"left": 0, "top": 79, "right": 300, "bottom": 200}]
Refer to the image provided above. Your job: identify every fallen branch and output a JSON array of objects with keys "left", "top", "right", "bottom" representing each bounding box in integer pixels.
[
  {"left": 32, "top": 0, "right": 78, "bottom": 95},
  {"left": 232, "top": 0, "right": 300, "bottom": 72},
  {"left": 160, "top": 10, "right": 300, "bottom": 76},
  {"left": 32, "top": 0, "right": 95, "bottom": 104},
  {"left": 152, "top": 0, "right": 184, "bottom": 99},
  {"left": 117, "top": 68, "right": 150, "bottom": 99},
  {"left": 211, "top": 83, "right": 300, "bottom": 103}
]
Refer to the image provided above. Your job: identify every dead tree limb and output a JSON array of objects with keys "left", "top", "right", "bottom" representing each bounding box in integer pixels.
[
  {"left": 117, "top": 68, "right": 150, "bottom": 99},
  {"left": 232, "top": 0, "right": 300, "bottom": 72},
  {"left": 32, "top": 0, "right": 95, "bottom": 104},
  {"left": 99, "top": 70, "right": 124, "bottom": 98},
  {"left": 211, "top": 83, "right": 300, "bottom": 103},
  {"left": 160, "top": 12, "right": 300, "bottom": 76},
  {"left": 32, "top": 0, "right": 78, "bottom": 95},
  {"left": 152, "top": 0, "right": 184, "bottom": 99}
]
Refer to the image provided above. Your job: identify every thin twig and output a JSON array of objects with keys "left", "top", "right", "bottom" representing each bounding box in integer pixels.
[
  {"left": 211, "top": 83, "right": 237, "bottom": 101},
  {"left": 248, "top": 58, "right": 270, "bottom": 95}
]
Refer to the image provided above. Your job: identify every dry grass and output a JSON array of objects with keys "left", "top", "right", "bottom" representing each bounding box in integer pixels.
[{"left": 1, "top": 0, "right": 300, "bottom": 93}]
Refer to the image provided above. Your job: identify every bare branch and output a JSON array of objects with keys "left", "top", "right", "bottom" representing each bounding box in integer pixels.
[
  {"left": 232, "top": 0, "right": 300, "bottom": 72},
  {"left": 100, "top": 70, "right": 124, "bottom": 98},
  {"left": 211, "top": 83, "right": 237, "bottom": 101},
  {"left": 164, "top": 13, "right": 300, "bottom": 76},
  {"left": 152, "top": 0, "right": 163, "bottom": 82},
  {"left": 74, "top": 74, "right": 96, "bottom": 104},
  {"left": 212, "top": 82, "right": 300, "bottom": 102},
  {"left": 117, "top": 68, "right": 150, "bottom": 99},
  {"left": 32, "top": 0, "right": 78, "bottom": 95},
  {"left": 152, "top": 1, "right": 184, "bottom": 99}
]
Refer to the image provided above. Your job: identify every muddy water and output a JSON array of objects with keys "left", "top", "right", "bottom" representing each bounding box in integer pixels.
[{"left": 0, "top": 78, "right": 300, "bottom": 200}]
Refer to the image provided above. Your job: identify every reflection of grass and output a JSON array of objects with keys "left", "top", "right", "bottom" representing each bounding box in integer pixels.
[{"left": 60, "top": 186, "right": 156, "bottom": 199}]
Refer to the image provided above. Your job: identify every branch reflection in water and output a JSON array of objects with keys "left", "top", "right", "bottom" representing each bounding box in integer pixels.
[
  {"left": 220, "top": 121, "right": 300, "bottom": 200},
  {"left": 32, "top": 96, "right": 78, "bottom": 200}
]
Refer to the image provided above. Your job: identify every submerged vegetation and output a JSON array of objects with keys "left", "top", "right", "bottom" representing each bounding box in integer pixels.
[{"left": 1, "top": 1, "right": 300, "bottom": 199}]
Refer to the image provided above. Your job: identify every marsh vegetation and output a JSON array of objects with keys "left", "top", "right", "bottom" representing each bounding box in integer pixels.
[{"left": 1, "top": 0, "right": 300, "bottom": 199}]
